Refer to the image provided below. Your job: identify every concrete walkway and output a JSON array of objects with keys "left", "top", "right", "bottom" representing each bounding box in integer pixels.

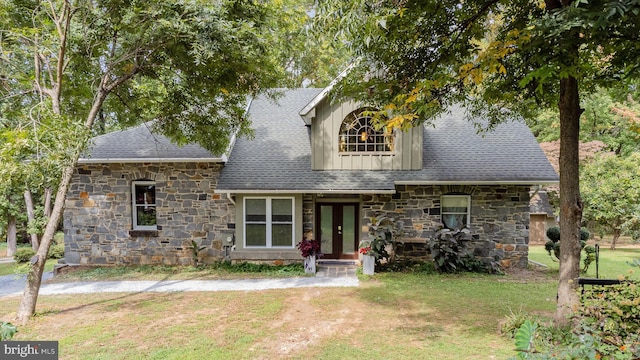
[{"left": 0, "top": 263, "right": 359, "bottom": 298}]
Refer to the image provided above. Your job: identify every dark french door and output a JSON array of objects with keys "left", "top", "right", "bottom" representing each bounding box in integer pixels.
[{"left": 316, "top": 203, "right": 359, "bottom": 259}]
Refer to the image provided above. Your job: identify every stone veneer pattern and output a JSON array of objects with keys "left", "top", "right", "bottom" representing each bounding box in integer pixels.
[
  {"left": 64, "top": 163, "right": 234, "bottom": 265},
  {"left": 360, "top": 185, "right": 531, "bottom": 268}
]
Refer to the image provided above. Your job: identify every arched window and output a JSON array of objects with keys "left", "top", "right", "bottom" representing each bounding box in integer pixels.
[{"left": 339, "top": 109, "right": 393, "bottom": 153}]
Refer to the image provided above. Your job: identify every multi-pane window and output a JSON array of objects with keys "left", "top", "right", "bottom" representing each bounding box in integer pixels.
[
  {"left": 339, "top": 109, "right": 393, "bottom": 152},
  {"left": 244, "top": 197, "right": 294, "bottom": 248},
  {"left": 132, "top": 181, "right": 157, "bottom": 230},
  {"left": 441, "top": 195, "right": 470, "bottom": 230}
]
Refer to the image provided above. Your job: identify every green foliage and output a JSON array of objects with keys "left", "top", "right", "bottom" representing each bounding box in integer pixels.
[
  {"left": 366, "top": 215, "right": 403, "bottom": 263},
  {"left": 528, "top": 87, "right": 640, "bottom": 156},
  {"left": 580, "top": 283, "right": 640, "bottom": 341},
  {"left": 429, "top": 227, "right": 471, "bottom": 273},
  {"left": 508, "top": 282, "right": 640, "bottom": 359},
  {"left": 544, "top": 226, "right": 595, "bottom": 272},
  {"left": 545, "top": 227, "right": 561, "bottom": 242},
  {"left": 47, "top": 243, "right": 64, "bottom": 260},
  {"left": 376, "top": 258, "right": 436, "bottom": 274},
  {"left": 581, "top": 153, "right": 640, "bottom": 243},
  {"left": 1, "top": 321, "right": 18, "bottom": 341},
  {"left": 190, "top": 240, "right": 206, "bottom": 267},
  {"left": 13, "top": 247, "right": 35, "bottom": 263},
  {"left": 513, "top": 320, "right": 536, "bottom": 360}
]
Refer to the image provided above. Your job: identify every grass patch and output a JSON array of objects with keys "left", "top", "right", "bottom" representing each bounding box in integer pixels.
[
  {"left": 0, "top": 241, "right": 6, "bottom": 257},
  {"left": 0, "top": 271, "right": 557, "bottom": 360},
  {"left": 51, "top": 261, "right": 306, "bottom": 282},
  {"left": 529, "top": 245, "right": 640, "bottom": 280},
  {"left": 0, "top": 259, "right": 58, "bottom": 277}
]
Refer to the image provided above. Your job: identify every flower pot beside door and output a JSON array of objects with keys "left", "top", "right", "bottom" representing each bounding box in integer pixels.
[
  {"left": 304, "top": 255, "right": 317, "bottom": 274},
  {"left": 297, "top": 238, "right": 322, "bottom": 275},
  {"left": 362, "top": 255, "right": 375, "bottom": 275}
]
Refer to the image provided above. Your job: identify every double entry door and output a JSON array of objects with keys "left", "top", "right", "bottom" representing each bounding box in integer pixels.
[{"left": 316, "top": 203, "right": 359, "bottom": 259}]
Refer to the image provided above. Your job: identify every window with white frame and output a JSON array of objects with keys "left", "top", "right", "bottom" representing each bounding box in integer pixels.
[
  {"left": 441, "top": 195, "right": 470, "bottom": 230},
  {"left": 244, "top": 197, "right": 294, "bottom": 248},
  {"left": 132, "top": 181, "right": 157, "bottom": 230}
]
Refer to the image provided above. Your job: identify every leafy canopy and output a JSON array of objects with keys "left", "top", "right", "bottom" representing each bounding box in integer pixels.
[{"left": 314, "top": 0, "right": 640, "bottom": 128}]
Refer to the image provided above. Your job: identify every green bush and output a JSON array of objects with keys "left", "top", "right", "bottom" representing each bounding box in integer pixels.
[
  {"left": 509, "top": 282, "right": 640, "bottom": 359},
  {"left": 429, "top": 227, "right": 471, "bottom": 273},
  {"left": 48, "top": 243, "right": 64, "bottom": 259},
  {"left": 546, "top": 226, "right": 560, "bottom": 242},
  {"left": 580, "top": 227, "right": 591, "bottom": 241},
  {"left": 1, "top": 322, "right": 18, "bottom": 341},
  {"left": 14, "top": 247, "right": 36, "bottom": 263}
]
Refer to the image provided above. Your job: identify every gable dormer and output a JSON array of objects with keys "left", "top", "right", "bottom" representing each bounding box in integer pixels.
[{"left": 302, "top": 97, "right": 423, "bottom": 171}]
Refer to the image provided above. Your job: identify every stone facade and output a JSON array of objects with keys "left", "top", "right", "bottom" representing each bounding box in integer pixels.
[
  {"left": 361, "top": 185, "right": 531, "bottom": 268},
  {"left": 64, "top": 162, "right": 235, "bottom": 265},
  {"left": 65, "top": 164, "right": 530, "bottom": 268}
]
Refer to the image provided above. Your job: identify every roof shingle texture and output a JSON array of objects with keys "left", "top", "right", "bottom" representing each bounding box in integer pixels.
[
  {"left": 81, "top": 123, "right": 219, "bottom": 161},
  {"left": 216, "top": 89, "right": 559, "bottom": 192}
]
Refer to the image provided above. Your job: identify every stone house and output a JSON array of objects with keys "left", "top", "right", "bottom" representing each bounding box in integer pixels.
[
  {"left": 529, "top": 190, "right": 557, "bottom": 244},
  {"left": 63, "top": 87, "right": 558, "bottom": 267}
]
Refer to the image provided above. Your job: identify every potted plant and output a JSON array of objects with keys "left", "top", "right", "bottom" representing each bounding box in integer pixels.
[
  {"left": 297, "top": 238, "right": 322, "bottom": 274},
  {"left": 359, "top": 241, "right": 376, "bottom": 275}
]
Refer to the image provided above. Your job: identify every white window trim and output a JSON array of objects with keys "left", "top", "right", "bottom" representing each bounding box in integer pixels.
[
  {"left": 132, "top": 180, "right": 157, "bottom": 230},
  {"left": 441, "top": 195, "right": 471, "bottom": 229},
  {"left": 244, "top": 196, "right": 295, "bottom": 248}
]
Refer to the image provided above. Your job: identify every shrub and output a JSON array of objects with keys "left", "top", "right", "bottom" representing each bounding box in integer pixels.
[
  {"left": 377, "top": 258, "right": 436, "bottom": 273},
  {"left": 48, "top": 243, "right": 64, "bottom": 259},
  {"left": 546, "top": 226, "right": 561, "bottom": 242},
  {"left": 509, "top": 281, "right": 640, "bottom": 359},
  {"left": 14, "top": 247, "right": 36, "bottom": 263},
  {"left": 1, "top": 322, "right": 18, "bottom": 341},
  {"left": 46, "top": 233, "right": 65, "bottom": 260},
  {"left": 429, "top": 227, "right": 471, "bottom": 273},
  {"left": 544, "top": 226, "right": 595, "bottom": 272}
]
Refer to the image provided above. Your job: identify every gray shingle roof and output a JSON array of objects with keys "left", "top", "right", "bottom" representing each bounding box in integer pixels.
[
  {"left": 79, "top": 123, "right": 222, "bottom": 163},
  {"left": 216, "top": 89, "right": 559, "bottom": 193},
  {"left": 530, "top": 190, "right": 555, "bottom": 216}
]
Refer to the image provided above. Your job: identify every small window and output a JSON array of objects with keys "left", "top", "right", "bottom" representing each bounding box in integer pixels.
[
  {"left": 339, "top": 109, "right": 393, "bottom": 152},
  {"left": 441, "top": 195, "right": 470, "bottom": 230},
  {"left": 132, "top": 181, "right": 157, "bottom": 230},
  {"left": 244, "top": 197, "right": 294, "bottom": 248}
]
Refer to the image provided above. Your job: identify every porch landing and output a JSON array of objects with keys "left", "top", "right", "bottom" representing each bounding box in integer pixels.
[{"left": 316, "top": 260, "right": 358, "bottom": 278}]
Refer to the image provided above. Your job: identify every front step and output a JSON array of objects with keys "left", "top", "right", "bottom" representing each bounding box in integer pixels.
[{"left": 315, "top": 261, "right": 358, "bottom": 278}]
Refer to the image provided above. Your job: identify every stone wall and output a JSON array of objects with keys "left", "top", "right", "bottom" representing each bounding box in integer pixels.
[
  {"left": 64, "top": 162, "right": 235, "bottom": 265},
  {"left": 361, "top": 185, "right": 531, "bottom": 268}
]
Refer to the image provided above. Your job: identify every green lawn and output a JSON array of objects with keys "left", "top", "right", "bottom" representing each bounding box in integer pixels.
[
  {"left": 528, "top": 244, "right": 640, "bottom": 280},
  {"left": 0, "top": 247, "right": 636, "bottom": 359},
  {"left": 0, "top": 272, "right": 557, "bottom": 360}
]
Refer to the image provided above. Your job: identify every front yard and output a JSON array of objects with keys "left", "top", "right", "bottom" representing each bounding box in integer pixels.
[{"left": 0, "top": 244, "right": 637, "bottom": 359}]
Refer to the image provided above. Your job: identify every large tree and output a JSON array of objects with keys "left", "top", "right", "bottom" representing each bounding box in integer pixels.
[
  {"left": 581, "top": 153, "right": 640, "bottom": 249},
  {"left": 314, "top": 0, "right": 640, "bottom": 324},
  {"left": 0, "top": 0, "right": 292, "bottom": 324}
]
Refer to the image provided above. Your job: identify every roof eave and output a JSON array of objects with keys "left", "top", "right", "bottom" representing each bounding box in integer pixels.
[
  {"left": 394, "top": 180, "right": 560, "bottom": 186},
  {"left": 78, "top": 157, "right": 226, "bottom": 164},
  {"left": 299, "top": 64, "right": 355, "bottom": 120},
  {"left": 214, "top": 189, "right": 396, "bottom": 194}
]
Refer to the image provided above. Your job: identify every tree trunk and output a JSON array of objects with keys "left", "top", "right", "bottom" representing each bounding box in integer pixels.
[
  {"left": 44, "top": 188, "right": 52, "bottom": 218},
  {"left": 611, "top": 228, "right": 621, "bottom": 250},
  {"left": 555, "top": 75, "right": 584, "bottom": 326},
  {"left": 6, "top": 215, "right": 17, "bottom": 258},
  {"left": 23, "top": 189, "right": 40, "bottom": 251},
  {"left": 16, "top": 82, "right": 108, "bottom": 323},
  {"left": 16, "top": 165, "right": 75, "bottom": 325}
]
